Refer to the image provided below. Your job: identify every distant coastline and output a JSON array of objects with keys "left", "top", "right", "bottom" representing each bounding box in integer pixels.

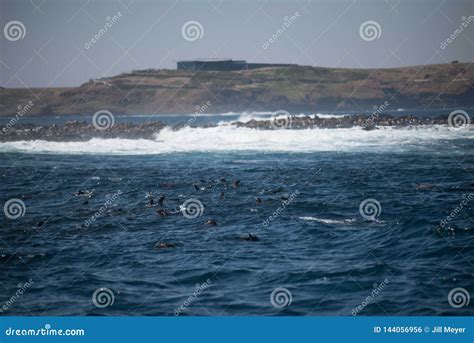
[{"left": 0, "top": 62, "right": 472, "bottom": 117}]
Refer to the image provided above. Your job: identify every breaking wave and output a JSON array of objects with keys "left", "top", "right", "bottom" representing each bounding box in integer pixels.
[
  {"left": 0, "top": 125, "right": 470, "bottom": 155},
  {"left": 299, "top": 217, "right": 357, "bottom": 224}
]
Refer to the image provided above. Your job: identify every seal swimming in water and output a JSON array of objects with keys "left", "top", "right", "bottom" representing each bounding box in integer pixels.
[
  {"left": 233, "top": 180, "right": 240, "bottom": 188},
  {"left": 156, "top": 209, "right": 169, "bottom": 217},
  {"left": 74, "top": 189, "right": 94, "bottom": 198},
  {"left": 416, "top": 183, "right": 435, "bottom": 190},
  {"left": 255, "top": 197, "right": 262, "bottom": 204},
  {"left": 157, "top": 195, "right": 165, "bottom": 206},
  {"left": 205, "top": 219, "right": 218, "bottom": 226},
  {"left": 154, "top": 242, "right": 176, "bottom": 249},
  {"left": 238, "top": 233, "right": 259, "bottom": 241}
]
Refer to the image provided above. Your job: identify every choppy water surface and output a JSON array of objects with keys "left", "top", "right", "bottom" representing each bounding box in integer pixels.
[{"left": 0, "top": 113, "right": 473, "bottom": 316}]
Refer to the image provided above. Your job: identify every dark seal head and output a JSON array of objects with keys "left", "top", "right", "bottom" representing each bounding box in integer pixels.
[
  {"left": 156, "top": 209, "right": 168, "bottom": 217},
  {"left": 157, "top": 195, "right": 165, "bottom": 205},
  {"left": 239, "top": 233, "right": 259, "bottom": 241}
]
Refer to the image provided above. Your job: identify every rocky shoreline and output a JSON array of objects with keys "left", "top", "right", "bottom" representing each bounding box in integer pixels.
[
  {"left": 0, "top": 121, "right": 167, "bottom": 142},
  {"left": 232, "top": 114, "right": 448, "bottom": 129},
  {"left": 0, "top": 115, "right": 456, "bottom": 142}
]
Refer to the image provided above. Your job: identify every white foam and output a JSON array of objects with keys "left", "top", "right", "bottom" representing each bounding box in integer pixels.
[
  {"left": 234, "top": 111, "right": 309, "bottom": 123},
  {"left": 0, "top": 125, "right": 470, "bottom": 155},
  {"left": 315, "top": 113, "right": 348, "bottom": 119},
  {"left": 299, "top": 217, "right": 357, "bottom": 224}
]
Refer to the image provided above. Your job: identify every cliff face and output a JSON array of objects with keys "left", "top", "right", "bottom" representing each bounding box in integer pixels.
[{"left": 1, "top": 63, "right": 473, "bottom": 116}]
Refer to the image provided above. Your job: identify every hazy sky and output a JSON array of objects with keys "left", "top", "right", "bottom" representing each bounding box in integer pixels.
[{"left": 1, "top": 0, "right": 473, "bottom": 88}]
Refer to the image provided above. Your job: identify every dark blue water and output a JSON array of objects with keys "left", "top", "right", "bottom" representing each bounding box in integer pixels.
[{"left": 1, "top": 147, "right": 473, "bottom": 315}]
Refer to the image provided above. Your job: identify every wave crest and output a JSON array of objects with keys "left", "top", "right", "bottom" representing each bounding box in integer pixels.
[{"left": 0, "top": 125, "right": 469, "bottom": 155}]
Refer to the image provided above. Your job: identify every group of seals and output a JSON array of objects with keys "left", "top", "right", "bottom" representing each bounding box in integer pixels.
[{"left": 152, "top": 179, "right": 260, "bottom": 250}]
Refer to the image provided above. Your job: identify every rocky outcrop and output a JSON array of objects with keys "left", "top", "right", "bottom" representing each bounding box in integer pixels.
[
  {"left": 0, "top": 121, "right": 166, "bottom": 142},
  {"left": 0, "top": 115, "right": 458, "bottom": 142},
  {"left": 233, "top": 114, "right": 448, "bottom": 129}
]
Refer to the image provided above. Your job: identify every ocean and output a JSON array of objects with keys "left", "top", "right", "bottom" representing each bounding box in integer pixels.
[{"left": 0, "top": 111, "right": 472, "bottom": 316}]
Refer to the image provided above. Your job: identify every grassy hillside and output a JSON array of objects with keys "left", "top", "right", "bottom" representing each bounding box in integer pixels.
[{"left": 1, "top": 63, "right": 473, "bottom": 116}]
